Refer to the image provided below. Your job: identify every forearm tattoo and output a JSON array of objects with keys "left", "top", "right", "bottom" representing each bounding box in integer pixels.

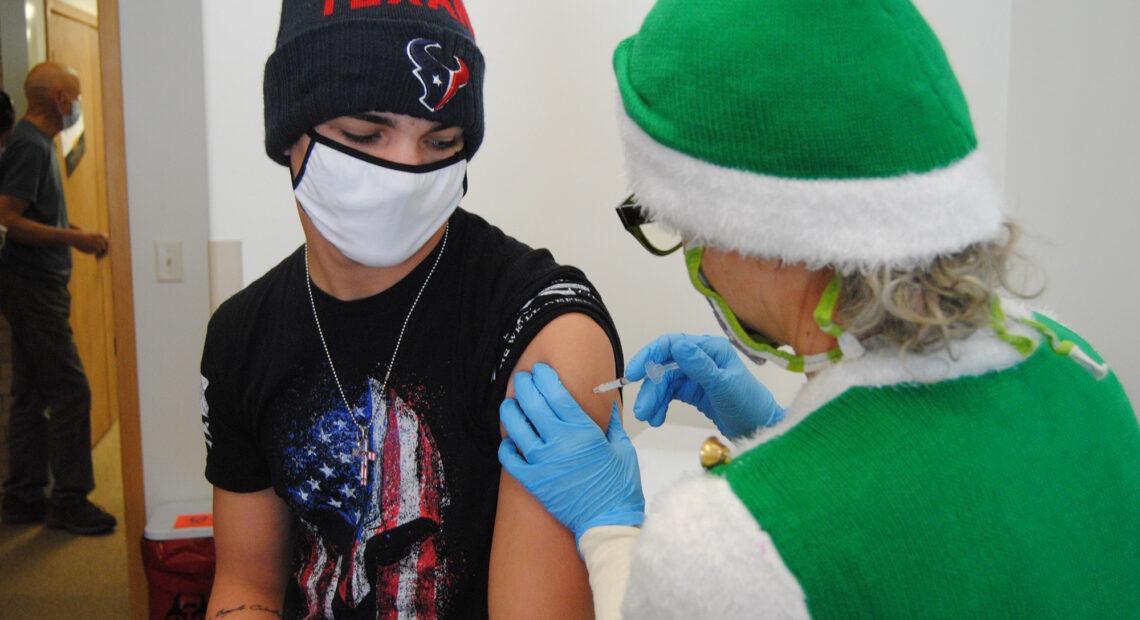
[{"left": 210, "top": 604, "right": 283, "bottom": 619}]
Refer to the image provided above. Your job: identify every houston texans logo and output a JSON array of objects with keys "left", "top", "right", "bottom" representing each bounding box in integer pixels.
[{"left": 407, "top": 38, "right": 470, "bottom": 112}]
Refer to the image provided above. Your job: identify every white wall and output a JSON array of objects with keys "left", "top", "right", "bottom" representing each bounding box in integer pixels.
[
  {"left": 0, "top": 0, "right": 48, "bottom": 111},
  {"left": 201, "top": 2, "right": 297, "bottom": 282},
  {"left": 916, "top": 0, "right": 1012, "bottom": 188},
  {"left": 1006, "top": 0, "right": 1140, "bottom": 404},
  {"left": 0, "top": 2, "right": 29, "bottom": 99},
  {"left": 118, "top": 0, "right": 213, "bottom": 513},
  {"left": 119, "top": 1, "right": 1132, "bottom": 513}
]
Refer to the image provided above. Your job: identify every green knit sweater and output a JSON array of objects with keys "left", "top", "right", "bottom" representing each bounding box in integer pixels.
[{"left": 717, "top": 316, "right": 1140, "bottom": 618}]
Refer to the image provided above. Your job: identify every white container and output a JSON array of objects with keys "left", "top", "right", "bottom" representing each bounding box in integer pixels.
[{"left": 143, "top": 500, "right": 214, "bottom": 541}]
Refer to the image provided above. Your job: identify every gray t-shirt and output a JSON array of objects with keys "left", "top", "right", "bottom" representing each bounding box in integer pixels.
[{"left": 0, "top": 119, "right": 71, "bottom": 283}]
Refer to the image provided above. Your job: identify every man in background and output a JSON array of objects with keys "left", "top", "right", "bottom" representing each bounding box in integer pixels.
[
  {"left": 0, "top": 62, "right": 114, "bottom": 535},
  {"left": 0, "top": 89, "right": 13, "bottom": 248}
]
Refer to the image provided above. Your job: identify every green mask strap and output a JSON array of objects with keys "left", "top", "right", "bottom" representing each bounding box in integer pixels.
[
  {"left": 814, "top": 273, "right": 865, "bottom": 361},
  {"left": 684, "top": 247, "right": 857, "bottom": 373},
  {"left": 991, "top": 297, "right": 1109, "bottom": 380},
  {"left": 990, "top": 297, "right": 1037, "bottom": 356},
  {"left": 684, "top": 247, "right": 784, "bottom": 357}
]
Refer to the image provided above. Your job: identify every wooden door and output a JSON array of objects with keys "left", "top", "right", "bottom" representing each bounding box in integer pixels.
[{"left": 47, "top": 1, "right": 119, "bottom": 447}]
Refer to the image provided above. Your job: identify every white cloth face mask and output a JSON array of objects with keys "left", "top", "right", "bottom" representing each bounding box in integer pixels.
[{"left": 293, "top": 130, "right": 466, "bottom": 267}]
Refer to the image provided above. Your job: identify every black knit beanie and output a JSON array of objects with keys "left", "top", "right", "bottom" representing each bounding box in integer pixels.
[{"left": 263, "top": 0, "right": 484, "bottom": 165}]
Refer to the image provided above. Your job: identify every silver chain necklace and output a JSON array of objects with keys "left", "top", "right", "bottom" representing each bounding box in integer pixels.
[{"left": 304, "top": 224, "right": 448, "bottom": 486}]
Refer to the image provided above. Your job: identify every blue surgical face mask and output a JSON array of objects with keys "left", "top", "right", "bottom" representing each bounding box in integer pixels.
[
  {"left": 61, "top": 97, "right": 82, "bottom": 130},
  {"left": 683, "top": 246, "right": 863, "bottom": 373}
]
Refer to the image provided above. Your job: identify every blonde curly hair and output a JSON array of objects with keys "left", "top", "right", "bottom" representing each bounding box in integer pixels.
[{"left": 835, "top": 222, "right": 1040, "bottom": 355}]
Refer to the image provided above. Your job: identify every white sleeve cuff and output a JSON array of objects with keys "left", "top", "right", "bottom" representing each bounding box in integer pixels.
[{"left": 578, "top": 525, "right": 641, "bottom": 620}]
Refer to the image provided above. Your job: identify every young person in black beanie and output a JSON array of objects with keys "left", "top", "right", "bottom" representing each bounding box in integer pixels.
[{"left": 200, "top": 1, "right": 622, "bottom": 617}]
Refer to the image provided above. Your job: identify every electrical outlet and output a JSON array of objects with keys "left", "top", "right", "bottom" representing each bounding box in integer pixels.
[{"left": 155, "top": 240, "right": 183, "bottom": 282}]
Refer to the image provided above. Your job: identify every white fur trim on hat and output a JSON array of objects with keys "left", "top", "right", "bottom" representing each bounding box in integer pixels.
[{"left": 619, "top": 110, "right": 1006, "bottom": 274}]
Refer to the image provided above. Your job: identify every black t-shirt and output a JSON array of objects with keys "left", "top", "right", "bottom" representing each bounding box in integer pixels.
[
  {"left": 0, "top": 119, "right": 71, "bottom": 283},
  {"left": 201, "top": 208, "right": 622, "bottom": 618}
]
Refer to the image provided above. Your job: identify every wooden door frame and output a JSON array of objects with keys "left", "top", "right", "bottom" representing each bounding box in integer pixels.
[{"left": 91, "top": 0, "right": 148, "bottom": 616}]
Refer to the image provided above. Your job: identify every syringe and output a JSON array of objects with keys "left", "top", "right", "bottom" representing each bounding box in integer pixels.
[{"left": 593, "top": 360, "right": 680, "bottom": 393}]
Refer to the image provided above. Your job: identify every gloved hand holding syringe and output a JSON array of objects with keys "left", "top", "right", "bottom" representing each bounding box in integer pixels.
[
  {"left": 599, "top": 334, "right": 786, "bottom": 439},
  {"left": 593, "top": 360, "right": 679, "bottom": 393}
]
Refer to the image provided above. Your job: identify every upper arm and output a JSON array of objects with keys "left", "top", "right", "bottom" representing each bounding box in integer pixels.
[
  {"left": 0, "top": 193, "right": 72, "bottom": 247},
  {"left": 504, "top": 311, "right": 620, "bottom": 429},
  {"left": 488, "top": 312, "right": 620, "bottom": 619},
  {"left": 0, "top": 143, "right": 36, "bottom": 226},
  {"left": 206, "top": 486, "right": 294, "bottom": 618},
  {"left": 0, "top": 194, "right": 29, "bottom": 226}
]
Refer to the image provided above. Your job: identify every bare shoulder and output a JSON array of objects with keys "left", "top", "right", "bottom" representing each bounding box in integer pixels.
[{"left": 507, "top": 312, "right": 620, "bottom": 429}]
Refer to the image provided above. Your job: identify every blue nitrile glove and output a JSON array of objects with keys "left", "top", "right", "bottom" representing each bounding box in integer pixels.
[
  {"left": 498, "top": 363, "right": 645, "bottom": 544},
  {"left": 627, "top": 333, "right": 786, "bottom": 439}
]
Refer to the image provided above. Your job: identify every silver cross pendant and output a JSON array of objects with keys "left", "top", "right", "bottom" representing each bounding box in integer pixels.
[{"left": 357, "top": 442, "right": 377, "bottom": 486}]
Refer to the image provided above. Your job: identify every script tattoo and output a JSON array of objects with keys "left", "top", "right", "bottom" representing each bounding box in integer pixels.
[{"left": 210, "top": 604, "right": 283, "bottom": 618}]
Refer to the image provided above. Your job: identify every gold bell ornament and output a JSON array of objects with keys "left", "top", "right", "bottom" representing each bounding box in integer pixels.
[{"left": 699, "top": 436, "right": 732, "bottom": 470}]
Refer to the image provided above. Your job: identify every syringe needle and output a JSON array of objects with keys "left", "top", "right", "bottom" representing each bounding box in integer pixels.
[
  {"left": 591, "top": 361, "right": 680, "bottom": 394},
  {"left": 592, "top": 377, "right": 630, "bottom": 394}
]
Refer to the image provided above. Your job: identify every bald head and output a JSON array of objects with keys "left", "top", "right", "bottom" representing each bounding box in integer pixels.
[
  {"left": 25, "top": 62, "right": 79, "bottom": 103},
  {"left": 22, "top": 62, "right": 81, "bottom": 136}
]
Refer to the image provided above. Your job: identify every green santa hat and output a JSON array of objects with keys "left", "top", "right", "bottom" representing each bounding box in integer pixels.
[{"left": 613, "top": 0, "right": 1004, "bottom": 274}]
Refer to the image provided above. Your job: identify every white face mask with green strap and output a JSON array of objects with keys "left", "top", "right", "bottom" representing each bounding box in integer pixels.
[{"left": 684, "top": 246, "right": 864, "bottom": 373}]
